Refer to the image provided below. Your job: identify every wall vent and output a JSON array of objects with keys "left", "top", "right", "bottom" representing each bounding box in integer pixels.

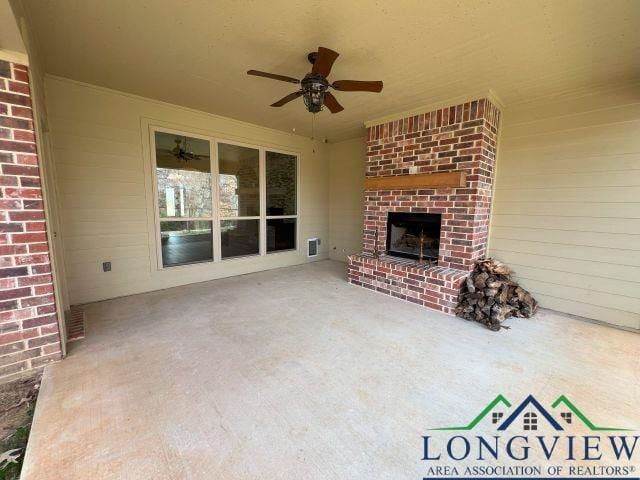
[{"left": 307, "top": 238, "right": 319, "bottom": 257}]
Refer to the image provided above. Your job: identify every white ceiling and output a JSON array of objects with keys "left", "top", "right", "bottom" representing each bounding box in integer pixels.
[{"left": 19, "top": 0, "right": 640, "bottom": 141}]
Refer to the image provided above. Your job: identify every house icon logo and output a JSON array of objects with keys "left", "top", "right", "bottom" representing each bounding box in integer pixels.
[
  {"left": 422, "top": 395, "right": 638, "bottom": 469},
  {"left": 430, "top": 394, "right": 631, "bottom": 432}
]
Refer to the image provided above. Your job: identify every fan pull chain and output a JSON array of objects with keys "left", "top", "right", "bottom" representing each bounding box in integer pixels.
[{"left": 311, "top": 114, "right": 315, "bottom": 153}]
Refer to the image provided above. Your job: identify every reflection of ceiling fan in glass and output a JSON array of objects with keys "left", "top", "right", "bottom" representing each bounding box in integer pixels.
[{"left": 172, "top": 137, "right": 205, "bottom": 162}]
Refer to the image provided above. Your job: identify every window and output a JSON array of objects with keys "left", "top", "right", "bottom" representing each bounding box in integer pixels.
[
  {"left": 152, "top": 128, "right": 298, "bottom": 267},
  {"left": 523, "top": 412, "right": 537, "bottom": 431},
  {"left": 491, "top": 412, "right": 503, "bottom": 424},
  {"left": 218, "top": 143, "right": 260, "bottom": 259},
  {"left": 155, "top": 132, "right": 213, "bottom": 267},
  {"left": 266, "top": 151, "right": 297, "bottom": 252}
]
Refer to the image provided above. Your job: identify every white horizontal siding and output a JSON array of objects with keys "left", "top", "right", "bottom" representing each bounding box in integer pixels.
[
  {"left": 491, "top": 215, "right": 640, "bottom": 235},
  {"left": 489, "top": 84, "right": 640, "bottom": 330},
  {"left": 328, "top": 138, "right": 365, "bottom": 262},
  {"left": 65, "top": 245, "right": 151, "bottom": 265},
  {"left": 491, "top": 226, "right": 639, "bottom": 250},
  {"left": 53, "top": 149, "right": 142, "bottom": 171},
  {"left": 493, "top": 201, "right": 638, "bottom": 219},
  {"left": 56, "top": 164, "right": 145, "bottom": 183}
]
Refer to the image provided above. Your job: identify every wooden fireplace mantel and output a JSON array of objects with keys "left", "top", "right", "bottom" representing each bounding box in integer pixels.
[{"left": 364, "top": 171, "right": 466, "bottom": 190}]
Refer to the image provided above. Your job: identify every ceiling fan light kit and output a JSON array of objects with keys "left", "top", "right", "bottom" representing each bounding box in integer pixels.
[
  {"left": 247, "top": 47, "right": 383, "bottom": 114},
  {"left": 301, "top": 74, "right": 329, "bottom": 113}
]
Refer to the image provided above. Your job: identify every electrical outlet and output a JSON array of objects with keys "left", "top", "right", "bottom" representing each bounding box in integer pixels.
[
  {"left": 102, "top": 261, "right": 112, "bottom": 272},
  {"left": 409, "top": 166, "right": 418, "bottom": 174}
]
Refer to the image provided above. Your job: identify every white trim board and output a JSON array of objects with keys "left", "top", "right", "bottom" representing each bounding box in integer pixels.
[{"left": 0, "top": 48, "right": 29, "bottom": 65}]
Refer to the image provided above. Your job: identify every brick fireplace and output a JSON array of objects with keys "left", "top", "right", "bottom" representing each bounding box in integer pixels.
[{"left": 347, "top": 97, "right": 501, "bottom": 314}]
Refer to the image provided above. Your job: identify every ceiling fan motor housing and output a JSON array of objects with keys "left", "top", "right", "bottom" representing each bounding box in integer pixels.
[{"left": 301, "top": 74, "right": 329, "bottom": 113}]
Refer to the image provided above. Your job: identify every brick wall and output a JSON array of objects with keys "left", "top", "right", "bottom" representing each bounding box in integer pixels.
[
  {"left": 348, "top": 98, "right": 501, "bottom": 314},
  {"left": 363, "top": 99, "right": 500, "bottom": 270},
  {"left": 347, "top": 255, "right": 468, "bottom": 313},
  {"left": 0, "top": 60, "right": 62, "bottom": 381}
]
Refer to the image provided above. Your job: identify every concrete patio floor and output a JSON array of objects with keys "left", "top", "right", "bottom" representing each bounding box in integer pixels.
[{"left": 23, "top": 261, "right": 639, "bottom": 479}]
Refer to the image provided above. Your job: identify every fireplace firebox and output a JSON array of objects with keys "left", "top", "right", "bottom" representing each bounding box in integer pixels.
[{"left": 386, "top": 212, "right": 441, "bottom": 261}]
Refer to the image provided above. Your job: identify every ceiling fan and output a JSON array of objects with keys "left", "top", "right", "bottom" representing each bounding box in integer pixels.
[
  {"left": 247, "top": 47, "right": 383, "bottom": 114},
  {"left": 169, "top": 137, "right": 206, "bottom": 162}
]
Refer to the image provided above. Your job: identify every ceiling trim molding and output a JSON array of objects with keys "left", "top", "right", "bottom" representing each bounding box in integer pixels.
[
  {"left": 363, "top": 88, "right": 505, "bottom": 128},
  {"left": 0, "top": 49, "right": 29, "bottom": 66}
]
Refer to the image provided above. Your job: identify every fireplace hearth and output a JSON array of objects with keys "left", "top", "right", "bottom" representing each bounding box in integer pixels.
[{"left": 386, "top": 212, "right": 441, "bottom": 261}]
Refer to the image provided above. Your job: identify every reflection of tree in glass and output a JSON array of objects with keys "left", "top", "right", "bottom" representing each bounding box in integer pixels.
[
  {"left": 219, "top": 175, "right": 239, "bottom": 217},
  {"left": 157, "top": 167, "right": 212, "bottom": 218}
]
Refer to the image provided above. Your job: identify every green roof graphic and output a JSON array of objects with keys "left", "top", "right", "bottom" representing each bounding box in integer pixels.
[
  {"left": 430, "top": 394, "right": 511, "bottom": 431},
  {"left": 551, "top": 395, "right": 632, "bottom": 432},
  {"left": 430, "top": 394, "right": 633, "bottom": 431}
]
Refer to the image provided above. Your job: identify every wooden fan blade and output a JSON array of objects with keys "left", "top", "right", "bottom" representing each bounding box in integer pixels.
[
  {"left": 323, "top": 92, "right": 344, "bottom": 114},
  {"left": 311, "top": 47, "right": 339, "bottom": 77},
  {"left": 332, "top": 80, "right": 383, "bottom": 92},
  {"left": 271, "top": 91, "right": 303, "bottom": 107},
  {"left": 247, "top": 70, "right": 300, "bottom": 84}
]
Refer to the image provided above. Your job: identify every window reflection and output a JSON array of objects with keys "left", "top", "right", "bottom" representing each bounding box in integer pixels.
[
  {"left": 155, "top": 132, "right": 211, "bottom": 218},
  {"left": 161, "top": 221, "right": 213, "bottom": 266},
  {"left": 218, "top": 143, "right": 260, "bottom": 217},
  {"left": 266, "top": 152, "right": 296, "bottom": 216},
  {"left": 267, "top": 218, "right": 296, "bottom": 252},
  {"left": 221, "top": 220, "right": 259, "bottom": 259}
]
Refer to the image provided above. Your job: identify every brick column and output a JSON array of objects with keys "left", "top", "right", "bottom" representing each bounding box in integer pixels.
[
  {"left": 0, "top": 60, "right": 62, "bottom": 381},
  {"left": 363, "top": 98, "right": 501, "bottom": 270}
]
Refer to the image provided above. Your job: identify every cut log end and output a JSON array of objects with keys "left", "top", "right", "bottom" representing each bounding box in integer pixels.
[{"left": 456, "top": 258, "right": 538, "bottom": 331}]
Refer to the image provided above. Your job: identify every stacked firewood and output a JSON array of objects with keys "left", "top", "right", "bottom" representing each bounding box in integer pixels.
[{"left": 456, "top": 259, "right": 538, "bottom": 331}]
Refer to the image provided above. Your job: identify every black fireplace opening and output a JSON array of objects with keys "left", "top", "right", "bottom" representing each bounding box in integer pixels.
[{"left": 386, "top": 212, "right": 441, "bottom": 261}]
